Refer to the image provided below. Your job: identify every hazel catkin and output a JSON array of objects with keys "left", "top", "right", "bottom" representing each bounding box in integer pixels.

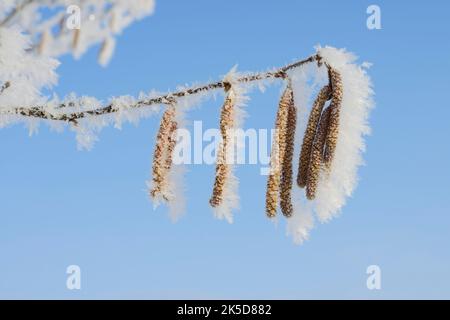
[
  {"left": 297, "top": 85, "right": 330, "bottom": 188},
  {"left": 265, "top": 85, "right": 292, "bottom": 218},
  {"left": 306, "top": 106, "right": 331, "bottom": 200},
  {"left": 280, "top": 93, "right": 297, "bottom": 217},
  {"left": 150, "top": 106, "right": 177, "bottom": 200},
  {"left": 210, "top": 91, "right": 235, "bottom": 207},
  {"left": 323, "top": 68, "right": 343, "bottom": 168}
]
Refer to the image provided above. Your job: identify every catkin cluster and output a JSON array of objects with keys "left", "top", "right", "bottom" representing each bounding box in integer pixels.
[
  {"left": 148, "top": 65, "right": 343, "bottom": 218},
  {"left": 297, "top": 67, "right": 343, "bottom": 200}
]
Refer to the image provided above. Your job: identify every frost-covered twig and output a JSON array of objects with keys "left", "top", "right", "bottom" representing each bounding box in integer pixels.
[
  {"left": 0, "top": 1, "right": 155, "bottom": 65},
  {"left": 0, "top": 81, "right": 10, "bottom": 95},
  {"left": 2, "top": 55, "right": 321, "bottom": 123}
]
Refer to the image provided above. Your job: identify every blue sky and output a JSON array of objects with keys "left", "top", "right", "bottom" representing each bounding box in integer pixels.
[{"left": 1, "top": 0, "right": 449, "bottom": 299}]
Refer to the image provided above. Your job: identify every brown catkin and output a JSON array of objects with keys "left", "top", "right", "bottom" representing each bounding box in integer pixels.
[
  {"left": 72, "top": 29, "right": 80, "bottom": 50},
  {"left": 297, "top": 85, "right": 331, "bottom": 188},
  {"left": 210, "top": 92, "right": 235, "bottom": 208},
  {"left": 150, "top": 106, "right": 176, "bottom": 200},
  {"left": 280, "top": 91, "right": 297, "bottom": 217},
  {"left": 58, "top": 17, "right": 65, "bottom": 36},
  {"left": 323, "top": 68, "right": 343, "bottom": 168},
  {"left": 306, "top": 106, "right": 331, "bottom": 200},
  {"left": 38, "top": 29, "right": 50, "bottom": 55},
  {"left": 163, "top": 119, "right": 178, "bottom": 175},
  {"left": 265, "top": 85, "right": 292, "bottom": 218}
]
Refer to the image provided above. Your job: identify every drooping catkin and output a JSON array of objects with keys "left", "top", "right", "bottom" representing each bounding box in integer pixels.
[
  {"left": 280, "top": 91, "right": 297, "bottom": 217},
  {"left": 72, "top": 29, "right": 80, "bottom": 50},
  {"left": 306, "top": 106, "right": 331, "bottom": 200},
  {"left": 38, "top": 29, "right": 52, "bottom": 55},
  {"left": 297, "top": 85, "right": 331, "bottom": 188},
  {"left": 265, "top": 85, "right": 292, "bottom": 218},
  {"left": 323, "top": 68, "right": 343, "bottom": 168},
  {"left": 58, "top": 17, "right": 65, "bottom": 36},
  {"left": 98, "top": 37, "right": 116, "bottom": 66},
  {"left": 163, "top": 119, "right": 178, "bottom": 176},
  {"left": 150, "top": 106, "right": 177, "bottom": 200},
  {"left": 210, "top": 91, "right": 235, "bottom": 208}
]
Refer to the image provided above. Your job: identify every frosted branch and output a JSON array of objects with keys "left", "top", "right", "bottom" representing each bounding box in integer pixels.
[
  {"left": 0, "top": 1, "right": 155, "bottom": 64},
  {"left": 2, "top": 54, "right": 322, "bottom": 124}
]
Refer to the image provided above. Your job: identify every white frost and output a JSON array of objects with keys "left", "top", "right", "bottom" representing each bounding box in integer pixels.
[
  {"left": 1, "top": 1, "right": 155, "bottom": 64},
  {"left": 0, "top": 26, "right": 59, "bottom": 111},
  {"left": 313, "top": 46, "right": 375, "bottom": 223}
]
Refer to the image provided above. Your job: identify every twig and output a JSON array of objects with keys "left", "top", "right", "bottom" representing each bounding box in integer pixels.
[
  {"left": 3, "top": 54, "right": 324, "bottom": 123},
  {"left": 0, "top": 81, "right": 11, "bottom": 95}
]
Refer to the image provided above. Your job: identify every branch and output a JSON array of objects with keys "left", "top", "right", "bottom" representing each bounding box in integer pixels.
[
  {"left": 0, "top": 81, "right": 10, "bottom": 95},
  {"left": 3, "top": 54, "right": 324, "bottom": 123}
]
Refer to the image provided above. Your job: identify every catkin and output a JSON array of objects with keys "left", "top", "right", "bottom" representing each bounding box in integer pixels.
[
  {"left": 72, "top": 29, "right": 80, "bottom": 50},
  {"left": 38, "top": 29, "right": 51, "bottom": 55},
  {"left": 297, "top": 85, "right": 331, "bottom": 188},
  {"left": 210, "top": 92, "right": 235, "bottom": 208},
  {"left": 280, "top": 91, "right": 297, "bottom": 217},
  {"left": 265, "top": 85, "right": 292, "bottom": 218},
  {"left": 306, "top": 106, "right": 331, "bottom": 200},
  {"left": 323, "top": 68, "right": 343, "bottom": 168},
  {"left": 163, "top": 119, "right": 178, "bottom": 175},
  {"left": 150, "top": 106, "right": 177, "bottom": 200}
]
